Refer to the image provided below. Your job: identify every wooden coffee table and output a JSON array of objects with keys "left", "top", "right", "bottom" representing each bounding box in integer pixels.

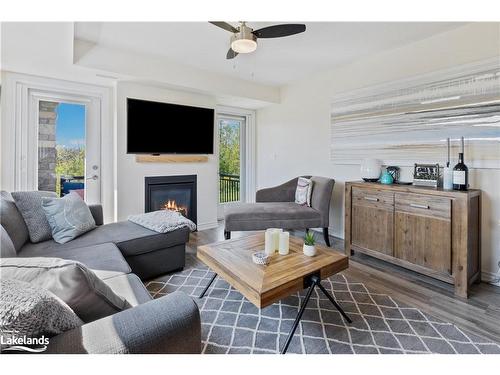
[{"left": 197, "top": 233, "right": 351, "bottom": 353}]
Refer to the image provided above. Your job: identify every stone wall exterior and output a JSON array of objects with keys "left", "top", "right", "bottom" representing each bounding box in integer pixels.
[{"left": 38, "top": 101, "right": 58, "bottom": 192}]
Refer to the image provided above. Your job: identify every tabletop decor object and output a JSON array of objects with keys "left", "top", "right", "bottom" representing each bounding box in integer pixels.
[
  {"left": 360, "top": 158, "right": 382, "bottom": 182},
  {"left": 443, "top": 137, "right": 453, "bottom": 190},
  {"left": 386, "top": 166, "right": 400, "bottom": 183},
  {"left": 265, "top": 228, "right": 283, "bottom": 255},
  {"left": 380, "top": 170, "right": 394, "bottom": 185},
  {"left": 252, "top": 251, "right": 271, "bottom": 265},
  {"left": 303, "top": 231, "right": 316, "bottom": 257},
  {"left": 279, "top": 231, "right": 290, "bottom": 255},
  {"left": 413, "top": 163, "right": 440, "bottom": 188}
]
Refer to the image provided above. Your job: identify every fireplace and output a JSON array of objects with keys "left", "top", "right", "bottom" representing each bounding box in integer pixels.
[{"left": 144, "top": 175, "right": 197, "bottom": 224}]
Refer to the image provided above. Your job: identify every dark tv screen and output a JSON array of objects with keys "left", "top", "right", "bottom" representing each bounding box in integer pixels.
[{"left": 127, "top": 98, "right": 214, "bottom": 154}]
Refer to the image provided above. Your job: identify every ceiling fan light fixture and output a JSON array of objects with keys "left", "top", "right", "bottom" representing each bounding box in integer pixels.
[{"left": 231, "top": 38, "right": 257, "bottom": 53}]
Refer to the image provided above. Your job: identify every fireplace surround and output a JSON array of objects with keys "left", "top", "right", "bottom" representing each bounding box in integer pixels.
[{"left": 145, "top": 175, "right": 197, "bottom": 224}]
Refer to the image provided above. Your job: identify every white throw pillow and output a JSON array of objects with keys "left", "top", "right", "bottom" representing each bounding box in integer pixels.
[{"left": 295, "top": 177, "right": 313, "bottom": 207}]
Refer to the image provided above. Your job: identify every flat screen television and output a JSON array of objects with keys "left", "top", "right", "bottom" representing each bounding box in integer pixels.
[{"left": 127, "top": 98, "right": 215, "bottom": 154}]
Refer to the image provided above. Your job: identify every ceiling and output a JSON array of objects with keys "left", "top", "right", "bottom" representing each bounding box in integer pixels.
[{"left": 75, "top": 22, "right": 466, "bottom": 87}]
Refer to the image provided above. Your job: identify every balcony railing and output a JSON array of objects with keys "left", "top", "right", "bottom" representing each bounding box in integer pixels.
[{"left": 219, "top": 173, "right": 240, "bottom": 203}]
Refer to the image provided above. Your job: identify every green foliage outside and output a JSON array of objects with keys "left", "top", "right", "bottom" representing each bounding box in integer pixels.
[
  {"left": 55, "top": 146, "right": 85, "bottom": 196},
  {"left": 219, "top": 120, "right": 240, "bottom": 176},
  {"left": 219, "top": 120, "right": 240, "bottom": 203}
]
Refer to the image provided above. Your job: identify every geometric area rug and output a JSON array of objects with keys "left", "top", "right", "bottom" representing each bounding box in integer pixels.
[{"left": 145, "top": 255, "right": 500, "bottom": 354}]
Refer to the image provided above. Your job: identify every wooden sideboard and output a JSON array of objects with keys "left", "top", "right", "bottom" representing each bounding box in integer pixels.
[{"left": 344, "top": 181, "right": 481, "bottom": 298}]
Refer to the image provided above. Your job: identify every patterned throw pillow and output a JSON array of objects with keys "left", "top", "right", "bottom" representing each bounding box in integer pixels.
[
  {"left": 0, "top": 279, "right": 82, "bottom": 351},
  {"left": 11, "top": 191, "right": 57, "bottom": 243},
  {"left": 295, "top": 177, "right": 313, "bottom": 207},
  {"left": 41, "top": 192, "right": 96, "bottom": 244}
]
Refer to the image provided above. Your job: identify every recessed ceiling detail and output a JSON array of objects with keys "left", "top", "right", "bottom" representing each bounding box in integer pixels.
[{"left": 74, "top": 22, "right": 466, "bottom": 86}]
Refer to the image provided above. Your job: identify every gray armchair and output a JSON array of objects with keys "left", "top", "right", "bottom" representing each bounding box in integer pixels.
[{"left": 224, "top": 176, "right": 335, "bottom": 246}]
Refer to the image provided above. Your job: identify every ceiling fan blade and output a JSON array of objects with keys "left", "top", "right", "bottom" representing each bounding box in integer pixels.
[
  {"left": 226, "top": 48, "right": 238, "bottom": 59},
  {"left": 209, "top": 21, "right": 238, "bottom": 33},
  {"left": 252, "top": 24, "right": 306, "bottom": 38}
]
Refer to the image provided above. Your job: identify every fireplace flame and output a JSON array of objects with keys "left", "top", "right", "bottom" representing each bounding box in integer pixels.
[{"left": 162, "top": 199, "right": 188, "bottom": 217}]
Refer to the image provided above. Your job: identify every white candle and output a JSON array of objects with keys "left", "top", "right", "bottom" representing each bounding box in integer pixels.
[
  {"left": 279, "top": 232, "right": 290, "bottom": 255},
  {"left": 266, "top": 228, "right": 282, "bottom": 252},
  {"left": 265, "top": 230, "right": 274, "bottom": 255},
  {"left": 273, "top": 228, "right": 282, "bottom": 251}
]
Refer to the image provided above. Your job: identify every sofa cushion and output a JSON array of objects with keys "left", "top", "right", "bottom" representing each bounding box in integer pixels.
[
  {"left": 103, "top": 274, "right": 152, "bottom": 307},
  {"left": 1, "top": 226, "right": 17, "bottom": 258},
  {"left": 19, "top": 221, "right": 191, "bottom": 258},
  {"left": 0, "top": 191, "right": 29, "bottom": 252},
  {"left": 19, "top": 243, "right": 131, "bottom": 280},
  {"left": 0, "top": 257, "right": 132, "bottom": 323},
  {"left": 11, "top": 191, "right": 57, "bottom": 243},
  {"left": 41, "top": 192, "right": 96, "bottom": 244},
  {"left": 0, "top": 279, "right": 82, "bottom": 348}
]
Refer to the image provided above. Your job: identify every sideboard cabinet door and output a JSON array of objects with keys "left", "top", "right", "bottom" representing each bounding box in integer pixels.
[
  {"left": 351, "top": 187, "right": 394, "bottom": 256},
  {"left": 394, "top": 192, "right": 452, "bottom": 275}
]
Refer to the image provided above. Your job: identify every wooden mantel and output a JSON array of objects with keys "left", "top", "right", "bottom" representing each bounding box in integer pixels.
[{"left": 135, "top": 154, "right": 208, "bottom": 163}]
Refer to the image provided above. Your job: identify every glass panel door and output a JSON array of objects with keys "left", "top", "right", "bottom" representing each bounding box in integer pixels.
[
  {"left": 218, "top": 115, "right": 246, "bottom": 206},
  {"left": 36, "top": 96, "right": 101, "bottom": 204}
]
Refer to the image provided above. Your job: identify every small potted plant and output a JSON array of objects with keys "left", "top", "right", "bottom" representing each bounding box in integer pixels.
[{"left": 303, "top": 232, "right": 316, "bottom": 257}]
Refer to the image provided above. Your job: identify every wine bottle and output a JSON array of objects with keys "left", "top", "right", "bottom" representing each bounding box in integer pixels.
[{"left": 453, "top": 152, "right": 468, "bottom": 190}]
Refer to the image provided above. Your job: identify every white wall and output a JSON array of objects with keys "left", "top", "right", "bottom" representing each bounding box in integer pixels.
[
  {"left": 256, "top": 23, "right": 500, "bottom": 282},
  {"left": 115, "top": 82, "right": 219, "bottom": 230}
]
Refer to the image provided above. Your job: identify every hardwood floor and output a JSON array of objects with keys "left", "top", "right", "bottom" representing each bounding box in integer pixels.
[{"left": 186, "top": 223, "right": 500, "bottom": 344}]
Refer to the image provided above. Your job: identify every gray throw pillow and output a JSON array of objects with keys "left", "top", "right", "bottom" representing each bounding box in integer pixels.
[
  {"left": 41, "top": 192, "right": 96, "bottom": 244},
  {"left": 1, "top": 226, "right": 17, "bottom": 258},
  {"left": 0, "top": 279, "right": 82, "bottom": 351},
  {"left": 0, "top": 257, "right": 132, "bottom": 323},
  {"left": 11, "top": 191, "right": 57, "bottom": 243}
]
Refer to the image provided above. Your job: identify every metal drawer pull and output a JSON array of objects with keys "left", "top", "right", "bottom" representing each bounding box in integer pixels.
[
  {"left": 410, "top": 203, "right": 430, "bottom": 209},
  {"left": 364, "top": 196, "right": 379, "bottom": 202}
]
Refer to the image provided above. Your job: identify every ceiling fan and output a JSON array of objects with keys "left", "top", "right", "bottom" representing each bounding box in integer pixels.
[{"left": 209, "top": 21, "right": 306, "bottom": 59}]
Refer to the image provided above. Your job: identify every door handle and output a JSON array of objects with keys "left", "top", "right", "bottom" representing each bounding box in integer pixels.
[
  {"left": 410, "top": 203, "right": 429, "bottom": 209},
  {"left": 86, "top": 175, "right": 99, "bottom": 181},
  {"left": 364, "top": 196, "right": 379, "bottom": 202}
]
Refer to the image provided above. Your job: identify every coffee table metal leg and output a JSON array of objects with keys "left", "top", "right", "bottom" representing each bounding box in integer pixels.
[
  {"left": 280, "top": 280, "right": 316, "bottom": 354},
  {"left": 280, "top": 276, "right": 352, "bottom": 354},
  {"left": 199, "top": 273, "right": 217, "bottom": 298},
  {"left": 316, "top": 280, "right": 352, "bottom": 323}
]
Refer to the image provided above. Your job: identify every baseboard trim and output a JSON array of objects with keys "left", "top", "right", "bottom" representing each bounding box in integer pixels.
[
  {"left": 482, "top": 270, "right": 500, "bottom": 287},
  {"left": 197, "top": 221, "right": 219, "bottom": 231}
]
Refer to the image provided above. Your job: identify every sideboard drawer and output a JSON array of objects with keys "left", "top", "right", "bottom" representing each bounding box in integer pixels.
[
  {"left": 352, "top": 187, "right": 394, "bottom": 209},
  {"left": 395, "top": 192, "right": 451, "bottom": 220}
]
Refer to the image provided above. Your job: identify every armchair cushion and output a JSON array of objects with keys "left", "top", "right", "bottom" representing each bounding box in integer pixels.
[{"left": 225, "top": 202, "right": 321, "bottom": 231}]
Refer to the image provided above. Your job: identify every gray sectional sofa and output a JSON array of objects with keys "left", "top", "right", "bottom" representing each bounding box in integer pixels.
[{"left": 0, "top": 191, "right": 200, "bottom": 354}]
